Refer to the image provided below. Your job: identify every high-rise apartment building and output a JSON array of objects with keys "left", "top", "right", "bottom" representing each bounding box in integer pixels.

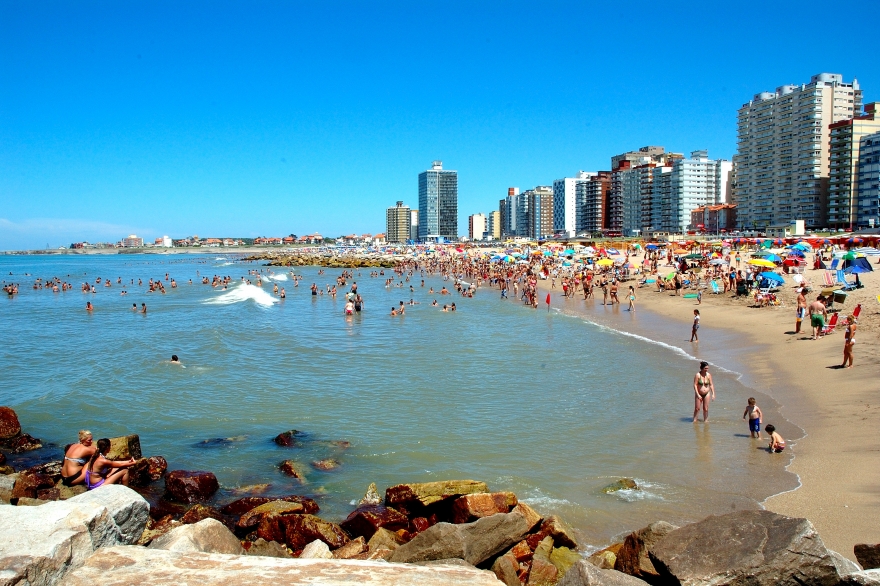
[
  {"left": 650, "top": 151, "right": 731, "bottom": 233},
  {"left": 553, "top": 172, "right": 595, "bottom": 236},
  {"left": 386, "top": 201, "right": 412, "bottom": 244},
  {"left": 418, "top": 161, "right": 458, "bottom": 242},
  {"left": 468, "top": 213, "right": 487, "bottom": 241},
  {"left": 487, "top": 210, "right": 501, "bottom": 240},
  {"left": 527, "top": 187, "right": 554, "bottom": 239},
  {"left": 500, "top": 187, "right": 519, "bottom": 238},
  {"left": 856, "top": 131, "right": 880, "bottom": 229},
  {"left": 734, "top": 73, "right": 862, "bottom": 230},
  {"left": 609, "top": 147, "right": 667, "bottom": 235},
  {"left": 409, "top": 209, "right": 419, "bottom": 242},
  {"left": 828, "top": 103, "right": 880, "bottom": 230},
  {"left": 576, "top": 172, "right": 611, "bottom": 234}
]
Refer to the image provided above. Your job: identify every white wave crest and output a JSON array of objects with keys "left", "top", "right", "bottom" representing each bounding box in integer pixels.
[
  {"left": 205, "top": 283, "right": 277, "bottom": 307},
  {"left": 271, "top": 274, "right": 288, "bottom": 281}
]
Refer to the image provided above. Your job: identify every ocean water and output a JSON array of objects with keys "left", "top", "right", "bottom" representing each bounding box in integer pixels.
[{"left": 0, "top": 254, "right": 799, "bottom": 549}]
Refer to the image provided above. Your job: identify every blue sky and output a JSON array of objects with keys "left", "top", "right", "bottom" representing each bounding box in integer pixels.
[{"left": 1, "top": 1, "right": 876, "bottom": 249}]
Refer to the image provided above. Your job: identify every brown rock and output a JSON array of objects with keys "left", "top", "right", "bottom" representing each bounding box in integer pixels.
[
  {"left": 0, "top": 451, "right": 6, "bottom": 465},
  {"left": 367, "top": 527, "right": 408, "bottom": 552},
  {"left": 273, "top": 430, "right": 304, "bottom": 447},
  {"left": 539, "top": 515, "right": 579, "bottom": 550},
  {"left": 510, "top": 540, "right": 534, "bottom": 563},
  {"left": 855, "top": 544, "right": 880, "bottom": 570},
  {"left": 613, "top": 521, "right": 677, "bottom": 580},
  {"left": 278, "top": 460, "right": 307, "bottom": 480},
  {"left": 137, "top": 515, "right": 181, "bottom": 546},
  {"left": 11, "top": 471, "right": 55, "bottom": 499},
  {"left": 149, "top": 498, "right": 187, "bottom": 520},
  {"left": 8, "top": 433, "right": 42, "bottom": 453},
  {"left": 412, "top": 516, "right": 431, "bottom": 533},
  {"left": 255, "top": 512, "right": 288, "bottom": 544},
  {"left": 25, "top": 461, "right": 63, "bottom": 484},
  {"left": 385, "top": 479, "right": 489, "bottom": 510},
  {"left": 241, "top": 538, "right": 291, "bottom": 558},
  {"left": 36, "top": 487, "right": 61, "bottom": 501},
  {"left": 529, "top": 537, "right": 559, "bottom": 586},
  {"left": 106, "top": 434, "right": 142, "bottom": 460},
  {"left": 588, "top": 543, "right": 621, "bottom": 570},
  {"left": 16, "top": 497, "right": 50, "bottom": 506},
  {"left": 452, "top": 492, "right": 518, "bottom": 523},
  {"left": 283, "top": 514, "right": 349, "bottom": 552},
  {"left": 550, "top": 546, "right": 581, "bottom": 576},
  {"left": 220, "top": 495, "right": 319, "bottom": 517},
  {"left": 238, "top": 500, "right": 305, "bottom": 531},
  {"left": 366, "top": 547, "right": 395, "bottom": 561},
  {"left": 129, "top": 456, "right": 168, "bottom": 487},
  {"left": 163, "top": 470, "right": 219, "bottom": 504},
  {"left": 57, "top": 483, "right": 87, "bottom": 500},
  {"left": 310, "top": 458, "right": 340, "bottom": 471},
  {"left": 340, "top": 504, "right": 409, "bottom": 540},
  {"left": 0, "top": 465, "right": 14, "bottom": 475},
  {"left": 492, "top": 550, "right": 525, "bottom": 586},
  {"left": 332, "top": 536, "right": 368, "bottom": 559},
  {"left": 180, "top": 504, "right": 225, "bottom": 525},
  {"left": 0, "top": 406, "right": 22, "bottom": 441}
]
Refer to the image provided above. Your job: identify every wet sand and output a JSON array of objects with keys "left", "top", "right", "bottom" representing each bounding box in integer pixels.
[{"left": 538, "top": 266, "right": 880, "bottom": 560}]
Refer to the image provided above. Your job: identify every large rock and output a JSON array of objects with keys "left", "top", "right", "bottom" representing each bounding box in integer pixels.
[
  {"left": 358, "top": 482, "right": 382, "bottom": 506},
  {"left": 0, "top": 406, "right": 22, "bottom": 441},
  {"left": 106, "top": 434, "right": 142, "bottom": 460},
  {"left": 333, "top": 536, "right": 368, "bottom": 559},
  {"left": 451, "top": 492, "right": 517, "bottom": 523},
  {"left": 8, "top": 432, "right": 42, "bottom": 453},
  {"left": 540, "top": 515, "right": 580, "bottom": 550},
  {"left": 11, "top": 469, "right": 56, "bottom": 499},
  {"left": 63, "top": 546, "right": 505, "bottom": 585},
  {"left": 220, "top": 494, "right": 319, "bottom": 516},
  {"left": 649, "top": 510, "right": 852, "bottom": 586},
  {"left": 389, "top": 503, "right": 542, "bottom": 566},
  {"left": 341, "top": 504, "right": 409, "bottom": 540},
  {"left": 180, "top": 503, "right": 225, "bottom": 525},
  {"left": 148, "top": 518, "right": 245, "bottom": 555},
  {"left": 856, "top": 544, "right": 880, "bottom": 570},
  {"left": 839, "top": 569, "right": 880, "bottom": 585},
  {"left": 237, "top": 500, "right": 304, "bottom": 531},
  {"left": 164, "top": 470, "right": 219, "bottom": 503},
  {"left": 613, "top": 520, "right": 677, "bottom": 580},
  {"left": 0, "top": 485, "right": 149, "bottom": 585},
  {"left": 529, "top": 536, "right": 559, "bottom": 586},
  {"left": 385, "top": 479, "right": 488, "bottom": 511},
  {"left": 283, "top": 514, "right": 349, "bottom": 552},
  {"left": 560, "top": 560, "right": 651, "bottom": 586},
  {"left": 274, "top": 429, "right": 305, "bottom": 447},
  {"left": 242, "top": 537, "right": 291, "bottom": 558},
  {"left": 367, "top": 527, "right": 408, "bottom": 551},
  {"left": 299, "top": 539, "right": 333, "bottom": 559},
  {"left": 128, "top": 456, "right": 168, "bottom": 487}
]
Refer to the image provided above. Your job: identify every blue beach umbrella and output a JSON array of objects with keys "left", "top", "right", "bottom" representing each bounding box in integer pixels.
[
  {"left": 646, "top": 244, "right": 658, "bottom": 250},
  {"left": 760, "top": 272, "right": 785, "bottom": 284},
  {"left": 764, "top": 253, "right": 782, "bottom": 262},
  {"left": 564, "top": 249, "right": 576, "bottom": 255}
]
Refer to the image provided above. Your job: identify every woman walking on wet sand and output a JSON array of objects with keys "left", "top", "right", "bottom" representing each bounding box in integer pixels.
[{"left": 693, "top": 361, "right": 715, "bottom": 422}]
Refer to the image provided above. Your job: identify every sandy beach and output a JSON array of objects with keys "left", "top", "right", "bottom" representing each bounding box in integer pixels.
[{"left": 539, "top": 263, "right": 879, "bottom": 559}]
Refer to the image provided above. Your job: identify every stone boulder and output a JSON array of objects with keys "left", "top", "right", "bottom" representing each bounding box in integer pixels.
[
  {"left": 220, "top": 494, "right": 319, "bottom": 516},
  {"left": 0, "top": 485, "right": 149, "bottom": 585},
  {"left": 11, "top": 469, "right": 56, "bottom": 499},
  {"left": 27, "top": 461, "right": 63, "bottom": 483},
  {"left": 389, "top": 503, "right": 542, "bottom": 566},
  {"left": 180, "top": 503, "right": 225, "bottom": 525},
  {"left": 529, "top": 535, "right": 559, "bottom": 586},
  {"left": 839, "top": 569, "right": 880, "bottom": 585},
  {"left": 551, "top": 546, "right": 583, "bottom": 576},
  {"left": 106, "top": 434, "right": 142, "bottom": 460},
  {"left": 560, "top": 560, "right": 651, "bottom": 586},
  {"left": 283, "top": 514, "right": 349, "bottom": 552},
  {"left": 237, "top": 500, "right": 304, "bottom": 531},
  {"left": 64, "top": 546, "right": 505, "bottom": 585},
  {"left": 340, "top": 504, "right": 409, "bottom": 540},
  {"left": 367, "top": 527, "right": 408, "bottom": 551},
  {"left": 279, "top": 459, "right": 307, "bottom": 480},
  {"left": 332, "top": 536, "right": 368, "bottom": 559},
  {"left": 128, "top": 456, "right": 168, "bottom": 487},
  {"left": 539, "top": 515, "right": 580, "bottom": 550},
  {"left": 613, "top": 520, "right": 677, "bottom": 580},
  {"left": 0, "top": 406, "right": 22, "bottom": 441},
  {"left": 491, "top": 540, "right": 533, "bottom": 586},
  {"left": 385, "top": 479, "right": 488, "bottom": 512},
  {"left": 588, "top": 543, "right": 622, "bottom": 570},
  {"left": 311, "top": 458, "right": 340, "bottom": 471},
  {"left": 649, "top": 510, "right": 852, "bottom": 586},
  {"left": 299, "top": 539, "right": 333, "bottom": 559},
  {"left": 856, "top": 544, "right": 880, "bottom": 570},
  {"left": 8, "top": 432, "right": 42, "bottom": 453},
  {"left": 274, "top": 429, "right": 304, "bottom": 447},
  {"left": 451, "top": 492, "right": 517, "bottom": 524},
  {"left": 148, "top": 518, "right": 245, "bottom": 555},
  {"left": 358, "top": 482, "right": 382, "bottom": 506},
  {"left": 137, "top": 515, "right": 181, "bottom": 546},
  {"left": 164, "top": 470, "right": 219, "bottom": 503},
  {"left": 242, "top": 537, "right": 292, "bottom": 558}
]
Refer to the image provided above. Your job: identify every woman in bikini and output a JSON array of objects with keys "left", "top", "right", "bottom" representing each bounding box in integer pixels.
[
  {"left": 60, "top": 430, "right": 96, "bottom": 486},
  {"left": 693, "top": 361, "right": 715, "bottom": 422},
  {"left": 841, "top": 315, "right": 857, "bottom": 368},
  {"left": 84, "top": 438, "right": 137, "bottom": 490}
]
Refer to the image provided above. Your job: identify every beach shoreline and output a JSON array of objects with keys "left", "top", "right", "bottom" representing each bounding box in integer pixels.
[{"left": 536, "top": 268, "right": 879, "bottom": 560}]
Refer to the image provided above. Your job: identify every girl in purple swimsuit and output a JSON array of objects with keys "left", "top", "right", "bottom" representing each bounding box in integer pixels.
[{"left": 84, "top": 438, "right": 137, "bottom": 490}]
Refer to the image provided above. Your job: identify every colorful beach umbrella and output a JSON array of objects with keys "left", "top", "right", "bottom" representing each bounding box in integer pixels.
[
  {"left": 748, "top": 258, "right": 777, "bottom": 268},
  {"left": 596, "top": 258, "right": 614, "bottom": 266}
]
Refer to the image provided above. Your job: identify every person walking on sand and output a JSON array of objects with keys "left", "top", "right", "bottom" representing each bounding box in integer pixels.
[
  {"left": 808, "top": 295, "right": 827, "bottom": 340},
  {"left": 841, "top": 314, "right": 856, "bottom": 368},
  {"left": 690, "top": 309, "right": 700, "bottom": 342},
  {"left": 627, "top": 286, "right": 636, "bottom": 311},
  {"left": 743, "top": 397, "right": 763, "bottom": 439},
  {"left": 795, "top": 288, "right": 807, "bottom": 334},
  {"left": 693, "top": 361, "right": 715, "bottom": 422}
]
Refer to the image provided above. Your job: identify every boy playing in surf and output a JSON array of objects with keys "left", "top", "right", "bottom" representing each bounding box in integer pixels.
[{"left": 742, "top": 397, "right": 762, "bottom": 439}]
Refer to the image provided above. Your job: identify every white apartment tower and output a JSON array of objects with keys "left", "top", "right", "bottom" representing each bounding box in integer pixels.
[
  {"left": 734, "top": 73, "right": 862, "bottom": 231},
  {"left": 553, "top": 171, "right": 596, "bottom": 236},
  {"left": 468, "top": 213, "right": 487, "bottom": 241},
  {"left": 649, "top": 151, "right": 731, "bottom": 233}
]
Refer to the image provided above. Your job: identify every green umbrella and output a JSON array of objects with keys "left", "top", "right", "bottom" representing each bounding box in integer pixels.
[
  {"left": 844, "top": 251, "right": 856, "bottom": 261},
  {"left": 685, "top": 253, "right": 703, "bottom": 260}
]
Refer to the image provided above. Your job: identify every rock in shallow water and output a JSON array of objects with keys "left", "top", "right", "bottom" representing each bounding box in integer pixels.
[
  {"left": 0, "top": 406, "right": 22, "bottom": 441},
  {"left": 274, "top": 430, "right": 305, "bottom": 447},
  {"left": 164, "top": 470, "right": 219, "bottom": 504},
  {"left": 385, "top": 479, "right": 488, "bottom": 509},
  {"left": 341, "top": 504, "right": 409, "bottom": 540},
  {"left": 128, "top": 456, "right": 168, "bottom": 487},
  {"left": 220, "top": 494, "right": 319, "bottom": 517}
]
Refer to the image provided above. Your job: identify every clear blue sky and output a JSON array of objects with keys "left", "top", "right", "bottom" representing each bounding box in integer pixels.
[{"left": 1, "top": 1, "right": 876, "bottom": 249}]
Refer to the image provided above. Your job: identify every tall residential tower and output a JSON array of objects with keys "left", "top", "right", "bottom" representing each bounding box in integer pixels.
[{"left": 418, "top": 161, "right": 458, "bottom": 242}]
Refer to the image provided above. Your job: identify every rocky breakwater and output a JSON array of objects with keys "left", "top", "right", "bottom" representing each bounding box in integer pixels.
[{"left": 244, "top": 251, "right": 399, "bottom": 268}]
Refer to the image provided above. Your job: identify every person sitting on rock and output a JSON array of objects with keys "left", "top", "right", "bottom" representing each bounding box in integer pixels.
[
  {"left": 84, "top": 438, "right": 137, "bottom": 490},
  {"left": 61, "top": 430, "right": 96, "bottom": 486}
]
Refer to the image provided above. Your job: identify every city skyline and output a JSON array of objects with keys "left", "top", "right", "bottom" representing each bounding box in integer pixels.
[{"left": 2, "top": 1, "right": 878, "bottom": 249}]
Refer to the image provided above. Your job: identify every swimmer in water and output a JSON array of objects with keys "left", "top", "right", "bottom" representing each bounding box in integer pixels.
[
  {"left": 170, "top": 354, "right": 181, "bottom": 364},
  {"left": 141, "top": 303, "right": 147, "bottom": 314},
  {"left": 86, "top": 302, "right": 93, "bottom": 311}
]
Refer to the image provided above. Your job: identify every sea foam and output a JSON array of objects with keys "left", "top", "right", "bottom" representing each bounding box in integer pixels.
[{"left": 205, "top": 283, "right": 277, "bottom": 307}]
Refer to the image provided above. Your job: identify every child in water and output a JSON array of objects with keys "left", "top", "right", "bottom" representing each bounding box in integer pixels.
[
  {"left": 765, "top": 424, "right": 785, "bottom": 453},
  {"left": 742, "top": 397, "right": 763, "bottom": 439}
]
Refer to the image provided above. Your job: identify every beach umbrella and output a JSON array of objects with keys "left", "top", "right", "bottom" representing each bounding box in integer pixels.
[
  {"left": 763, "top": 253, "right": 782, "bottom": 262},
  {"left": 596, "top": 258, "right": 614, "bottom": 267},
  {"left": 843, "top": 251, "right": 856, "bottom": 261},
  {"left": 562, "top": 261, "right": 572, "bottom": 266},
  {"left": 684, "top": 253, "right": 703, "bottom": 260},
  {"left": 664, "top": 273, "right": 676, "bottom": 280},
  {"left": 787, "top": 249, "right": 806, "bottom": 258},
  {"left": 673, "top": 248, "right": 688, "bottom": 255},
  {"left": 645, "top": 244, "right": 658, "bottom": 250},
  {"left": 847, "top": 237, "right": 864, "bottom": 246},
  {"left": 748, "top": 258, "right": 777, "bottom": 268},
  {"left": 759, "top": 272, "right": 784, "bottom": 284},
  {"left": 564, "top": 249, "right": 576, "bottom": 255},
  {"left": 606, "top": 247, "right": 621, "bottom": 255}
]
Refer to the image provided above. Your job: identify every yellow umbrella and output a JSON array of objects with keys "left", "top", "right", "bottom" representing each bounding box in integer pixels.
[
  {"left": 596, "top": 258, "right": 614, "bottom": 266},
  {"left": 673, "top": 248, "right": 688, "bottom": 254},
  {"left": 748, "top": 258, "right": 776, "bottom": 268}
]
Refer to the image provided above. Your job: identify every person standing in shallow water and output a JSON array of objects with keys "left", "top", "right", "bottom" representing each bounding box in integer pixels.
[
  {"left": 693, "top": 361, "right": 715, "bottom": 422},
  {"left": 690, "top": 309, "right": 700, "bottom": 342}
]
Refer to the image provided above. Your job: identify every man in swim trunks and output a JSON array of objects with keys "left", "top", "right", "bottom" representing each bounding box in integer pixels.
[
  {"left": 795, "top": 288, "right": 807, "bottom": 334},
  {"left": 809, "top": 296, "right": 827, "bottom": 340}
]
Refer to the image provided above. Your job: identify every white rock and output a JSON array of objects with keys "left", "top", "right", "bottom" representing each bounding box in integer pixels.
[
  {"left": 0, "top": 473, "right": 18, "bottom": 491},
  {"left": 148, "top": 518, "right": 244, "bottom": 555},
  {"left": 299, "top": 539, "right": 333, "bottom": 559},
  {"left": 65, "top": 485, "right": 150, "bottom": 544},
  {"left": 64, "top": 546, "right": 504, "bottom": 585}
]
